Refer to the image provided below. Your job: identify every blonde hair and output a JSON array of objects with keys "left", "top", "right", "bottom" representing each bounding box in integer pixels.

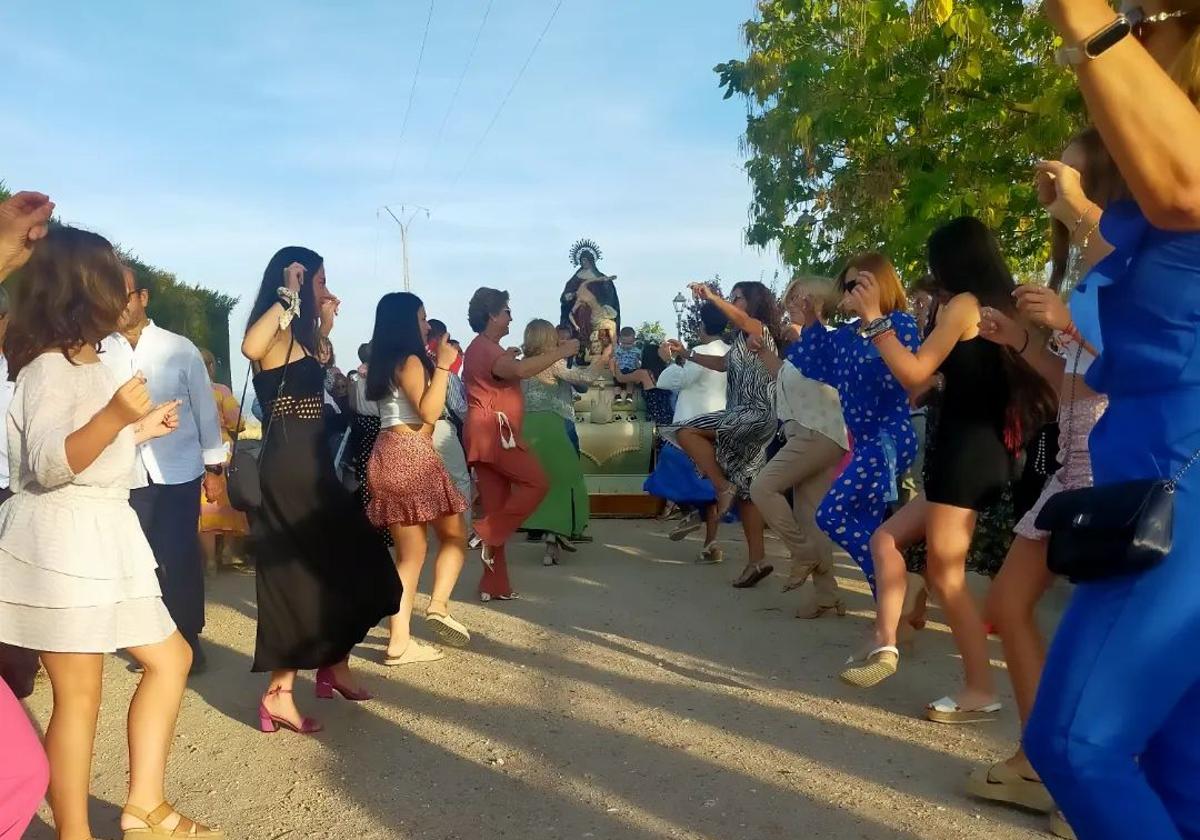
[
  {"left": 782, "top": 274, "right": 839, "bottom": 322},
  {"left": 838, "top": 252, "right": 908, "bottom": 315},
  {"left": 522, "top": 318, "right": 558, "bottom": 358},
  {"left": 1168, "top": 6, "right": 1200, "bottom": 105}
]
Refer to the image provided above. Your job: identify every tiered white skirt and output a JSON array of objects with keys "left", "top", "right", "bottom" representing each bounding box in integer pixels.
[{"left": 0, "top": 485, "right": 175, "bottom": 652}]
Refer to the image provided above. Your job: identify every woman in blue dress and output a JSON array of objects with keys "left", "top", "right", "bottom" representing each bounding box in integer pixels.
[
  {"left": 791, "top": 253, "right": 919, "bottom": 598},
  {"left": 1020, "top": 2, "right": 1200, "bottom": 836}
]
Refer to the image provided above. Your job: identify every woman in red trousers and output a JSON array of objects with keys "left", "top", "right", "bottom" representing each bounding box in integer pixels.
[{"left": 462, "top": 288, "right": 578, "bottom": 601}]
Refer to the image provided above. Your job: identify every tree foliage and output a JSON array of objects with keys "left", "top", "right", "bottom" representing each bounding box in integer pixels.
[
  {"left": 0, "top": 181, "right": 237, "bottom": 383},
  {"left": 716, "top": 0, "right": 1084, "bottom": 279},
  {"left": 635, "top": 320, "right": 667, "bottom": 344},
  {"left": 680, "top": 277, "right": 725, "bottom": 347}
]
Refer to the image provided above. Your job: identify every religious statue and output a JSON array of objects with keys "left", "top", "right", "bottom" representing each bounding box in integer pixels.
[{"left": 561, "top": 238, "right": 620, "bottom": 362}]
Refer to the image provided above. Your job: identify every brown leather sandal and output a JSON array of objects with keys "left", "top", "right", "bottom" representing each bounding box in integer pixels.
[{"left": 122, "top": 802, "right": 224, "bottom": 838}]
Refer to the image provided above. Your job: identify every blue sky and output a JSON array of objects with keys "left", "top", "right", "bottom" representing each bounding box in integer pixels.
[{"left": 0, "top": 0, "right": 781, "bottom": 375}]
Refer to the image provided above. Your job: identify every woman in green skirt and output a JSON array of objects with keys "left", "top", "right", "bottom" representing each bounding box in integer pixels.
[{"left": 520, "top": 319, "right": 612, "bottom": 565}]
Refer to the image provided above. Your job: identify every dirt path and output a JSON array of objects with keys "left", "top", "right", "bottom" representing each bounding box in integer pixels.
[{"left": 23, "top": 519, "right": 1064, "bottom": 839}]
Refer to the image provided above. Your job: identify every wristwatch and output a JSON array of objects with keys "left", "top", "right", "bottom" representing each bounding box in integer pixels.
[
  {"left": 1055, "top": 15, "right": 1133, "bottom": 66},
  {"left": 204, "top": 464, "right": 224, "bottom": 476}
]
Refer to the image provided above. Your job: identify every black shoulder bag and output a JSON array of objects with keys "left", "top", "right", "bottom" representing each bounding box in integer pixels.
[
  {"left": 1035, "top": 344, "right": 1200, "bottom": 582},
  {"left": 228, "top": 334, "right": 294, "bottom": 513}
]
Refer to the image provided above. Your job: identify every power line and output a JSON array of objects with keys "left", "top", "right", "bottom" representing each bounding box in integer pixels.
[
  {"left": 388, "top": 0, "right": 437, "bottom": 181},
  {"left": 450, "top": 0, "right": 565, "bottom": 188},
  {"left": 421, "top": 0, "right": 495, "bottom": 177}
]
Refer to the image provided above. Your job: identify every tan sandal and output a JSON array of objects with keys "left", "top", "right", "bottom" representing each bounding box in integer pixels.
[
  {"left": 965, "top": 760, "right": 1055, "bottom": 813},
  {"left": 839, "top": 645, "right": 899, "bottom": 688},
  {"left": 926, "top": 695, "right": 1002, "bottom": 724},
  {"left": 426, "top": 612, "right": 470, "bottom": 647},
  {"left": 384, "top": 640, "right": 445, "bottom": 666},
  {"left": 795, "top": 600, "right": 847, "bottom": 620},
  {"left": 122, "top": 802, "right": 224, "bottom": 839}
]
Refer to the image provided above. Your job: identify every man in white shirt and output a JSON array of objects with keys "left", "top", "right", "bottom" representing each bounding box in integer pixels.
[
  {"left": 101, "top": 269, "right": 225, "bottom": 672},
  {"left": 653, "top": 302, "right": 730, "bottom": 562}
]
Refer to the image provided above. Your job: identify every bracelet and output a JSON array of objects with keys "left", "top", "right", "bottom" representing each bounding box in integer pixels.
[
  {"left": 869, "top": 327, "right": 895, "bottom": 345},
  {"left": 276, "top": 286, "right": 301, "bottom": 330},
  {"left": 1069, "top": 210, "right": 1088, "bottom": 235},
  {"left": 436, "top": 366, "right": 451, "bottom": 372},
  {"left": 1078, "top": 219, "right": 1101, "bottom": 252},
  {"left": 1017, "top": 329, "right": 1031, "bottom": 355},
  {"left": 861, "top": 316, "right": 892, "bottom": 341}
]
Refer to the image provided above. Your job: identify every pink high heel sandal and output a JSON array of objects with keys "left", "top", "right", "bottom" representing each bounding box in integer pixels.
[
  {"left": 258, "top": 687, "right": 323, "bottom": 734},
  {"left": 314, "top": 665, "right": 373, "bottom": 701}
]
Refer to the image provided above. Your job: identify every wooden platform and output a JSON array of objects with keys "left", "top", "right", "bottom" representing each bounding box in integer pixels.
[{"left": 588, "top": 493, "right": 660, "bottom": 518}]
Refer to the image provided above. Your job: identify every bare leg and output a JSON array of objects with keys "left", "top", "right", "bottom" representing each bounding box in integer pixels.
[
  {"left": 427, "top": 512, "right": 468, "bottom": 617},
  {"left": 925, "top": 502, "right": 995, "bottom": 706},
  {"left": 702, "top": 503, "right": 719, "bottom": 545},
  {"left": 40, "top": 651, "right": 104, "bottom": 840},
  {"left": 676, "top": 428, "right": 732, "bottom": 494},
  {"left": 122, "top": 631, "right": 197, "bottom": 833},
  {"left": 199, "top": 532, "right": 217, "bottom": 573},
  {"left": 387, "top": 523, "right": 429, "bottom": 658},
  {"left": 869, "top": 496, "right": 930, "bottom": 648},
  {"left": 988, "top": 535, "right": 1055, "bottom": 727},
  {"left": 261, "top": 669, "right": 302, "bottom": 728},
  {"left": 740, "top": 500, "right": 766, "bottom": 567}
]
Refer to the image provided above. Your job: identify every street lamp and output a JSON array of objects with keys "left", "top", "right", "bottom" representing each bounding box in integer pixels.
[{"left": 672, "top": 292, "right": 687, "bottom": 341}]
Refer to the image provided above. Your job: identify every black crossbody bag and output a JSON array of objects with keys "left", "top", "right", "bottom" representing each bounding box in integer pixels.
[
  {"left": 227, "top": 334, "right": 294, "bottom": 512},
  {"left": 1035, "top": 345, "right": 1200, "bottom": 582}
]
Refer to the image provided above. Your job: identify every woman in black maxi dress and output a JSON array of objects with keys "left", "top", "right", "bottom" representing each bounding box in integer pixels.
[{"left": 244, "top": 245, "right": 399, "bottom": 734}]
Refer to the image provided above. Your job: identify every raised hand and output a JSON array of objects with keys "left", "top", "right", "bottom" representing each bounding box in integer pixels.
[
  {"left": 1014, "top": 284, "right": 1072, "bottom": 332},
  {"left": 688, "top": 282, "right": 715, "bottom": 302},
  {"left": 282, "top": 261, "right": 306, "bottom": 292},
  {"left": 978, "top": 306, "right": 1027, "bottom": 349},
  {"left": 434, "top": 333, "right": 458, "bottom": 369},
  {"left": 108, "top": 373, "right": 153, "bottom": 425},
  {"left": 849, "top": 270, "right": 884, "bottom": 321},
  {"left": 0, "top": 191, "right": 55, "bottom": 280},
  {"left": 1034, "top": 160, "right": 1090, "bottom": 226}
]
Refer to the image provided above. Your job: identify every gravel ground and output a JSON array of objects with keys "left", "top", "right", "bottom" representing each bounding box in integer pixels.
[{"left": 22, "top": 519, "right": 1068, "bottom": 840}]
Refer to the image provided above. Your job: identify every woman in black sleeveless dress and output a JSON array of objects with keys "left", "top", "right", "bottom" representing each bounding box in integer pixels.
[
  {"left": 839, "top": 219, "right": 1054, "bottom": 723},
  {"left": 242, "top": 246, "right": 400, "bottom": 734}
]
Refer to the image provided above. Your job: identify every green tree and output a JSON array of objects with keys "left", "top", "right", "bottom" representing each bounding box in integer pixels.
[
  {"left": 635, "top": 320, "right": 666, "bottom": 344},
  {"left": 680, "top": 276, "right": 725, "bottom": 347},
  {"left": 0, "top": 181, "right": 237, "bottom": 383},
  {"left": 716, "top": 0, "right": 1084, "bottom": 278}
]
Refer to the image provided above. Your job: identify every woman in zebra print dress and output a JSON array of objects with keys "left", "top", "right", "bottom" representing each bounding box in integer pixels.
[{"left": 664, "top": 281, "right": 782, "bottom": 588}]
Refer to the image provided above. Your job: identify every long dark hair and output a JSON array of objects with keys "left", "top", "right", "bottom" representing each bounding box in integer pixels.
[
  {"left": 5, "top": 226, "right": 128, "bottom": 378},
  {"left": 927, "top": 217, "right": 1057, "bottom": 453},
  {"left": 247, "top": 246, "right": 323, "bottom": 355},
  {"left": 730, "top": 281, "right": 784, "bottom": 347},
  {"left": 366, "top": 292, "right": 432, "bottom": 401}
]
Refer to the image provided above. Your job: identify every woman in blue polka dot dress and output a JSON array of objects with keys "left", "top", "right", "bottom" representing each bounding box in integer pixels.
[{"left": 791, "top": 253, "right": 919, "bottom": 597}]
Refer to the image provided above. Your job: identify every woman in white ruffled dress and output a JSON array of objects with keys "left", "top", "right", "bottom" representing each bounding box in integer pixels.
[{"left": 0, "top": 226, "right": 223, "bottom": 840}]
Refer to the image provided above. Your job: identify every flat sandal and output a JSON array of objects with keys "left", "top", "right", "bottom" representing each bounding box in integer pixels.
[{"left": 122, "top": 802, "right": 224, "bottom": 839}]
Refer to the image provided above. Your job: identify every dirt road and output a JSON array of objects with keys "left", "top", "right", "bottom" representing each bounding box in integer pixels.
[{"left": 23, "top": 519, "right": 1063, "bottom": 839}]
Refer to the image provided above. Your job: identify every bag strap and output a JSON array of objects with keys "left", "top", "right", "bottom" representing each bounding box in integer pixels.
[
  {"left": 229, "top": 365, "right": 253, "bottom": 448},
  {"left": 258, "top": 332, "right": 297, "bottom": 449}
]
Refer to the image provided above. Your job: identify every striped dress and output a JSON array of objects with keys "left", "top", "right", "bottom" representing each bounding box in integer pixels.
[{"left": 662, "top": 326, "right": 777, "bottom": 499}]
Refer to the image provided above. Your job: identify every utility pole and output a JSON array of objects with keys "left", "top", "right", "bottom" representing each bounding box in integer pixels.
[{"left": 382, "top": 204, "right": 430, "bottom": 291}]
